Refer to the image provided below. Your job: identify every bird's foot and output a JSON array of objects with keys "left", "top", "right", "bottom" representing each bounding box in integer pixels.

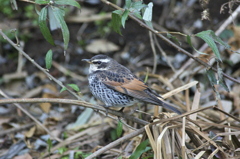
[{"left": 100, "top": 105, "right": 109, "bottom": 116}]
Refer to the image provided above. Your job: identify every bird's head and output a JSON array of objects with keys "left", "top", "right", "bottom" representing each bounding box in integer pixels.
[{"left": 82, "top": 55, "right": 113, "bottom": 73}]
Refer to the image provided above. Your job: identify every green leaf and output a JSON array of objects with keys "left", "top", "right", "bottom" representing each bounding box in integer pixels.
[
  {"left": 60, "top": 87, "right": 67, "bottom": 93},
  {"left": 58, "top": 147, "right": 68, "bottom": 155},
  {"left": 144, "top": 20, "right": 153, "bottom": 29},
  {"left": 45, "top": 49, "right": 53, "bottom": 69},
  {"left": 35, "top": 4, "right": 41, "bottom": 16},
  {"left": 113, "top": 10, "right": 122, "bottom": 15},
  {"left": 48, "top": 6, "right": 61, "bottom": 31},
  {"left": 134, "top": 11, "right": 142, "bottom": 19},
  {"left": 67, "top": 84, "right": 80, "bottom": 92},
  {"left": 206, "top": 68, "right": 218, "bottom": 94},
  {"left": 117, "top": 120, "right": 123, "bottom": 137},
  {"left": 142, "top": 2, "right": 153, "bottom": 21},
  {"left": 47, "top": 138, "right": 52, "bottom": 153},
  {"left": 129, "top": 139, "right": 150, "bottom": 159},
  {"left": 10, "top": 0, "right": 18, "bottom": 10},
  {"left": 196, "top": 30, "right": 222, "bottom": 62},
  {"left": 125, "top": 0, "right": 131, "bottom": 9},
  {"left": 131, "top": 1, "right": 147, "bottom": 10},
  {"left": 63, "top": 132, "right": 68, "bottom": 139},
  {"left": 118, "top": 156, "right": 122, "bottom": 159},
  {"left": 112, "top": 10, "right": 122, "bottom": 35},
  {"left": 209, "top": 30, "right": 231, "bottom": 50},
  {"left": 121, "top": 9, "right": 129, "bottom": 28},
  {"left": 206, "top": 68, "right": 217, "bottom": 85},
  {"left": 144, "top": 68, "right": 149, "bottom": 83},
  {"left": 110, "top": 129, "right": 117, "bottom": 141},
  {"left": 219, "top": 79, "right": 229, "bottom": 92},
  {"left": 142, "top": 154, "right": 154, "bottom": 159},
  {"left": 52, "top": 6, "right": 69, "bottom": 51},
  {"left": 39, "top": 7, "right": 55, "bottom": 45},
  {"left": 55, "top": 0, "right": 81, "bottom": 9},
  {"left": 167, "top": 33, "right": 181, "bottom": 46},
  {"left": 186, "top": 35, "right": 207, "bottom": 54},
  {"left": 217, "top": 60, "right": 229, "bottom": 92},
  {"left": 35, "top": 0, "right": 50, "bottom": 4}
]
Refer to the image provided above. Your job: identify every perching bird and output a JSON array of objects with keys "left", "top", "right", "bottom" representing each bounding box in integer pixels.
[{"left": 82, "top": 55, "right": 181, "bottom": 115}]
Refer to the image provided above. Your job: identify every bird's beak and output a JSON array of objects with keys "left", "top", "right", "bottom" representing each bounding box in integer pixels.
[{"left": 82, "top": 59, "right": 92, "bottom": 64}]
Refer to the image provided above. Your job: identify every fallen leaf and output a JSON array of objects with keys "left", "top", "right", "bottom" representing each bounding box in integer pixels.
[
  {"left": 13, "top": 153, "right": 32, "bottom": 159},
  {"left": 39, "top": 101, "right": 51, "bottom": 113},
  {"left": 86, "top": 39, "right": 119, "bottom": 54},
  {"left": 25, "top": 126, "right": 36, "bottom": 138}
]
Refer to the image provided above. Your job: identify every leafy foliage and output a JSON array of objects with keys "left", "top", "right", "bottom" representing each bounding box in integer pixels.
[
  {"left": 58, "top": 147, "right": 68, "bottom": 155},
  {"left": 125, "top": 0, "right": 131, "bottom": 9},
  {"left": 45, "top": 49, "right": 53, "bottom": 69},
  {"left": 117, "top": 120, "right": 123, "bottom": 137},
  {"left": 131, "top": 1, "right": 147, "bottom": 10},
  {"left": 47, "top": 138, "right": 53, "bottom": 155},
  {"left": 37, "top": 0, "right": 81, "bottom": 51},
  {"left": 167, "top": 33, "right": 181, "bottom": 46},
  {"left": 142, "top": 2, "right": 153, "bottom": 22},
  {"left": 112, "top": 10, "right": 122, "bottom": 35},
  {"left": 187, "top": 35, "right": 207, "bottom": 54},
  {"left": 74, "top": 151, "right": 93, "bottom": 158},
  {"left": 35, "top": 0, "right": 50, "bottom": 5},
  {"left": 55, "top": 0, "right": 81, "bottom": 9},
  {"left": 196, "top": 30, "right": 223, "bottom": 61},
  {"left": 67, "top": 84, "right": 80, "bottom": 92},
  {"left": 60, "top": 87, "right": 67, "bottom": 93},
  {"left": 121, "top": 10, "right": 130, "bottom": 28},
  {"left": 206, "top": 67, "right": 229, "bottom": 93},
  {"left": 129, "top": 139, "right": 151, "bottom": 159},
  {"left": 111, "top": 0, "right": 150, "bottom": 35},
  {"left": 60, "top": 84, "right": 80, "bottom": 93},
  {"left": 51, "top": 6, "right": 69, "bottom": 51}
]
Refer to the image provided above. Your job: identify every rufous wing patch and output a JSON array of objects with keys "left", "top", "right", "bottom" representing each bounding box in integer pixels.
[{"left": 102, "top": 76, "right": 152, "bottom": 100}]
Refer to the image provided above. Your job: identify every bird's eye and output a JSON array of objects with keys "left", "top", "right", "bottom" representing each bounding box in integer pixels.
[{"left": 93, "top": 61, "right": 102, "bottom": 65}]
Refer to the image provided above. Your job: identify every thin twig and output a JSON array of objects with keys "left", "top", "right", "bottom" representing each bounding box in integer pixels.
[
  {"left": 98, "top": 111, "right": 138, "bottom": 131},
  {"left": 169, "top": 5, "right": 240, "bottom": 83},
  {"left": 149, "top": 31, "right": 157, "bottom": 74},
  {"left": 85, "top": 127, "right": 145, "bottom": 159},
  {"left": 0, "top": 122, "right": 35, "bottom": 136},
  {"left": 153, "top": 34, "right": 176, "bottom": 72},
  {"left": 0, "top": 90, "right": 62, "bottom": 142},
  {"left": 99, "top": 0, "right": 240, "bottom": 84},
  {"left": 0, "top": 29, "right": 82, "bottom": 101}
]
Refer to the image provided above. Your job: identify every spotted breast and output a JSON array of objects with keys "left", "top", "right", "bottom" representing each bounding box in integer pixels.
[{"left": 88, "top": 71, "right": 137, "bottom": 108}]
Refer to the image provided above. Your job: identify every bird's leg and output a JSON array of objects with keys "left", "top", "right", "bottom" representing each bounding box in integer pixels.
[
  {"left": 117, "top": 107, "right": 125, "bottom": 120},
  {"left": 105, "top": 107, "right": 109, "bottom": 116}
]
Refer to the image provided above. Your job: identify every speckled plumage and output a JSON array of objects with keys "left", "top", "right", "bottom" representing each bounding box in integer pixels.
[
  {"left": 88, "top": 73, "right": 137, "bottom": 107},
  {"left": 82, "top": 55, "right": 181, "bottom": 114}
]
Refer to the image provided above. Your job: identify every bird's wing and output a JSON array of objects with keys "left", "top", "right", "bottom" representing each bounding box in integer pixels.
[
  {"left": 98, "top": 71, "right": 182, "bottom": 114},
  {"left": 98, "top": 71, "right": 152, "bottom": 100}
]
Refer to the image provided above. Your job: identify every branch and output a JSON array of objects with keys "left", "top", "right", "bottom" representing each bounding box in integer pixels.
[
  {"left": 85, "top": 127, "right": 145, "bottom": 159},
  {"left": 170, "top": 5, "right": 240, "bottom": 82},
  {"left": 0, "top": 90, "right": 62, "bottom": 142},
  {"left": 100, "top": 0, "right": 240, "bottom": 84},
  {"left": 0, "top": 29, "right": 82, "bottom": 100},
  {"left": 0, "top": 98, "right": 148, "bottom": 126}
]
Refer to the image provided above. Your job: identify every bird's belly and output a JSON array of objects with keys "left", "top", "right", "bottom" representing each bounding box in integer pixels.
[{"left": 89, "top": 76, "right": 136, "bottom": 107}]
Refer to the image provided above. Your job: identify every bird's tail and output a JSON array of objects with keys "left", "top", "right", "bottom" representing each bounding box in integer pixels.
[{"left": 161, "top": 101, "right": 182, "bottom": 115}]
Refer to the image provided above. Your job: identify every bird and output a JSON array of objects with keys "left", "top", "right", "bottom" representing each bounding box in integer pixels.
[{"left": 82, "top": 55, "right": 181, "bottom": 115}]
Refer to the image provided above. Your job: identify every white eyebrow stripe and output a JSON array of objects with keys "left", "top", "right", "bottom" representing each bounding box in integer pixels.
[{"left": 92, "top": 59, "right": 110, "bottom": 63}]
